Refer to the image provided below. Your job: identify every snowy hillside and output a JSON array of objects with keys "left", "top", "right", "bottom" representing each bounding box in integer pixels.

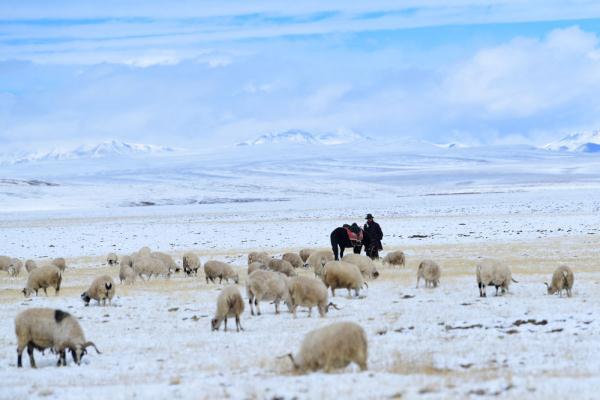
[
  {"left": 236, "top": 129, "right": 370, "bottom": 146},
  {"left": 544, "top": 130, "right": 600, "bottom": 153}
]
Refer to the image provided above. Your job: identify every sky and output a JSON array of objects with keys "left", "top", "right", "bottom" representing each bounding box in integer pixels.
[{"left": 2, "top": 1, "right": 600, "bottom": 151}]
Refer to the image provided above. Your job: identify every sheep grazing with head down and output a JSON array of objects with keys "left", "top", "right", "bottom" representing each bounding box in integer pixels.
[
  {"left": 246, "top": 270, "right": 290, "bottom": 315},
  {"left": 287, "top": 276, "right": 338, "bottom": 318},
  {"left": 248, "top": 261, "right": 268, "bottom": 275},
  {"left": 183, "top": 252, "right": 201, "bottom": 276},
  {"left": 22, "top": 265, "right": 62, "bottom": 297},
  {"left": 106, "top": 253, "right": 118, "bottom": 266},
  {"left": 204, "top": 260, "right": 239, "bottom": 284},
  {"left": 151, "top": 252, "right": 179, "bottom": 273},
  {"left": 546, "top": 265, "right": 574, "bottom": 297},
  {"left": 1, "top": 256, "right": 23, "bottom": 277},
  {"left": 119, "top": 261, "right": 136, "bottom": 284},
  {"left": 81, "top": 275, "right": 115, "bottom": 306},
  {"left": 298, "top": 249, "right": 314, "bottom": 264},
  {"left": 307, "top": 250, "right": 335, "bottom": 278},
  {"left": 211, "top": 286, "right": 245, "bottom": 332},
  {"left": 25, "top": 260, "right": 37, "bottom": 273},
  {"left": 283, "top": 322, "right": 368, "bottom": 373},
  {"left": 322, "top": 261, "right": 365, "bottom": 297},
  {"left": 383, "top": 251, "right": 406, "bottom": 268},
  {"left": 282, "top": 253, "right": 303, "bottom": 269},
  {"left": 342, "top": 254, "right": 379, "bottom": 279},
  {"left": 133, "top": 256, "right": 171, "bottom": 280},
  {"left": 476, "top": 259, "right": 517, "bottom": 297},
  {"left": 267, "top": 259, "right": 297, "bottom": 277},
  {"left": 51, "top": 257, "right": 67, "bottom": 272},
  {"left": 248, "top": 251, "right": 271, "bottom": 266},
  {"left": 15, "top": 308, "right": 100, "bottom": 368},
  {"left": 416, "top": 259, "right": 441, "bottom": 288}
]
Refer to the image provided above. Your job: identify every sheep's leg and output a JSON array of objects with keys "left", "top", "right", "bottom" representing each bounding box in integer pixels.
[
  {"left": 17, "top": 344, "right": 25, "bottom": 368},
  {"left": 43, "top": 287, "right": 48, "bottom": 296},
  {"left": 308, "top": 307, "right": 312, "bottom": 317},
  {"left": 224, "top": 317, "right": 228, "bottom": 332},
  {"left": 249, "top": 296, "right": 255, "bottom": 316},
  {"left": 256, "top": 298, "right": 261, "bottom": 316},
  {"left": 274, "top": 300, "right": 279, "bottom": 314},
  {"left": 27, "top": 343, "right": 36, "bottom": 368},
  {"left": 416, "top": 276, "right": 420, "bottom": 289},
  {"left": 292, "top": 305, "right": 298, "bottom": 319},
  {"left": 331, "top": 288, "right": 336, "bottom": 297},
  {"left": 236, "top": 315, "right": 243, "bottom": 332}
]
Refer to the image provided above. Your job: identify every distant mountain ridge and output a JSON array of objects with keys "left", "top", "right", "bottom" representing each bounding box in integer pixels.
[
  {"left": 544, "top": 130, "right": 600, "bottom": 153},
  {"left": 236, "top": 129, "right": 370, "bottom": 146}
]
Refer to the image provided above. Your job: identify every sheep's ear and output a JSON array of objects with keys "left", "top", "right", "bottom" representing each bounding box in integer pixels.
[
  {"left": 83, "top": 341, "right": 101, "bottom": 354},
  {"left": 544, "top": 282, "right": 549, "bottom": 288}
]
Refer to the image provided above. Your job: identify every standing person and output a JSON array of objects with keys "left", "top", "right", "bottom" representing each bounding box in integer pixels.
[{"left": 363, "top": 213, "right": 383, "bottom": 260}]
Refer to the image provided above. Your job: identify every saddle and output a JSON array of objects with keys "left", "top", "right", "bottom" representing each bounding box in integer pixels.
[{"left": 344, "top": 227, "right": 363, "bottom": 246}]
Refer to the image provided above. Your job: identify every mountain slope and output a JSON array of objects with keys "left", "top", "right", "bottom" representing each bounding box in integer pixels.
[
  {"left": 544, "top": 130, "right": 600, "bottom": 153},
  {"left": 237, "top": 129, "right": 370, "bottom": 146}
]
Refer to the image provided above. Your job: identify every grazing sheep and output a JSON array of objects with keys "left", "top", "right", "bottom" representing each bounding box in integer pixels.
[
  {"left": 299, "top": 248, "right": 315, "bottom": 263},
  {"left": 1, "top": 256, "right": 23, "bottom": 277},
  {"left": 133, "top": 256, "right": 171, "bottom": 280},
  {"left": 204, "top": 260, "right": 239, "bottom": 284},
  {"left": 25, "top": 259, "right": 37, "bottom": 273},
  {"left": 81, "top": 275, "right": 115, "bottom": 306},
  {"left": 246, "top": 270, "right": 290, "bottom": 315},
  {"left": 211, "top": 286, "right": 245, "bottom": 332},
  {"left": 546, "top": 265, "right": 574, "bottom": 297},
  {"left": 106, "top": 253, "right": 118, "bottom": 266},
  {"left": 267, "top": 259, "right": 297, "bottom": 277},
  {"left": 476, "top": 259, "right": 517, "bottom": 297},
  {"left": 15, "top": 308, "right": 100, "bottom": 368},
  {"left": 383, "top": 251, "right": 406, "bottom": 268},
  {"left": 120, "top": 255, "right": 133, "bottom": 268},
  {"left": 119, "top": 262, "right": 136, "bottom": 284},
  {"left": 416, "top": 259, "right": 441, "bottom": 288},
  {"left": 183, "top": 252, "right": 201, "bottom": 276},
  {"left": 248, "top": 251, "right": 271, "bottom": 266},
  {"left": 51, "top": 257, "right": 67, "bottom": 272},
  {"left": 284, "top": 322, "right": 367, "bottom": 373},
  {"left": 322, "top": 261, "right": 365, "bottom": 297},
  {"left": 151, "top": 251, "right": 179, "bottom": 273},
  {"left": 0, "top": 255, "right": 11, "bottom": 271},
  {"left": 248, "top": 261, "right": 268, "bottom": 275},
  {"left": 342, "top": 254, "right": 380, "bottom": 279},
  {"left": 22, "top": 265, "right": 62, "bottom": 297},
  {"left": 282, "top": 252, "right": 303, "bottom": 269},
  {"left": 307, "top": 250, "right": 335, "bottom": 278},
  {"left": 287, "top": 276, "right": 338, "bottom": 318}
]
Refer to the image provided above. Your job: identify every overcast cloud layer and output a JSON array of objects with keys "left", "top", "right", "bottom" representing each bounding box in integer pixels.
[{"left": 1, "top": 1, "right": 600, "bottom": 151}]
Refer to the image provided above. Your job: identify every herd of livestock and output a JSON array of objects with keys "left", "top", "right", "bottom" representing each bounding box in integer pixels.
[{"left": 1, "top": 247, "right": 575, "bottom": 373}]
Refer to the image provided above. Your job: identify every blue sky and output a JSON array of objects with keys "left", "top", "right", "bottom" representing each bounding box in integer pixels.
[{"left": 2, "top": 1, "right": 600, "bottom": 151}]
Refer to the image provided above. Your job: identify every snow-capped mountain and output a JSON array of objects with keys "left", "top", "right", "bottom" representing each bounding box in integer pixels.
[
  {"left": 236, "top": 129, "right": 370, "bottom": 146},
  {"left": 5, "top": 140, "right": 180, "bottom": 164},
  {"left": 544, "top": 130, "right": 600, "bottom": 153}
]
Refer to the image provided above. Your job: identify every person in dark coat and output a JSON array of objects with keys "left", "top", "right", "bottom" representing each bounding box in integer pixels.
[{"left": 363, "top": 213, "right": 383, "bottom": 259}]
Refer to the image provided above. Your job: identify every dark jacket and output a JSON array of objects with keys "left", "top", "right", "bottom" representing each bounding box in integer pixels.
[{"left": 363, "top": 221, "right": 383, "bottom": 250}]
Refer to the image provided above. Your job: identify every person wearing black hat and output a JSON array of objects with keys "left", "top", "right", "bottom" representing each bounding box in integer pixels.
[{"left": 363, "top": 213, "right": 383, "bottom": 260}]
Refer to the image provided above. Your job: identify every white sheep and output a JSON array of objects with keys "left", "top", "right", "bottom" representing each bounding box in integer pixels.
[
  {"left": 211, "top": 286, "right": 245, "bottom": 332},
  {"left": 119, "top": 261, "right": 136, "bottom": 284},
  {"left": 204, "top": 260, "right": 239, "bottom": 284},
  {"left": 283, "top": 321, "right": 367, "bottom": 372},
  {"left": 267, "top": 259, "right": 297, "bottom": 277},
  {"left": 25, "top": 259, "right": 37, "bottom": 273},
  {"left": 306, "top": 249, "right": 334, "bottom": 278},
  {"left": 322, "top": 261, "right": 365, "bottom": 297},
  {"left": 416, "top": 259, "right": 441, "bottom": 288},
  {"left": 51, "top": 257, "right": 67, "bottom": 272},
  {"left": 383, "top": 251, "right": 406, "bottom": 268},
  {"left": 22, "top": 265, "right": 62, "bottom": 297},
  {"left": 183, "top": 252, "right": 201, "bottom": 276},
  {"left": 299, "top": 248, "right": 315, "bottom": 264},
  {"left": 133, "top": 256, "right": 171, "bottom": 280},
  {"left": 287, "top": 276, "right": 338, "bottom": 318},
  {"left": 106, "top": 252, "right": 118, "bottom": 266},
  {"left": 476, "top": 259, "right": 517, "bottom": 297},
  {"left": 15, "top": 308, "right": 100, "bottom": 368},
  {"left": 151, "top": 251, "right": 179, "bottom": 273},
  {"left": 0, "top": 256, "right": 23, "bottom": 277},
  {"left": 246, "top": 270, "right": 290, "bottom": 315},
  {"left": 81, "top": 275, "right": 115, "bottom": 306},
  {"left": 282, "top": 252, "right": 303, "bottom": 269},
  {"left": 248, "top": 261, "right": 268, "bottom": 275},
  {"left": 248, "top": 251, "right": 271, "bottom": 265},
  {"left": 120, "top": 255, "right": 133, "bottom": 268},
  {"left": 342, "top": 254, "right": 380, "bottom": 279},
  {"left": 138, "top": 246, "right": 152, "bottom": 257},
  {"left": 546, "top": 265, "right": 574, "bottom": 297}
]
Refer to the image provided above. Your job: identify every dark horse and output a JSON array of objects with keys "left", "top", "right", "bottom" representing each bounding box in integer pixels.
[{"left": 330, "top": 223, "right": 363, "bottom": 260}]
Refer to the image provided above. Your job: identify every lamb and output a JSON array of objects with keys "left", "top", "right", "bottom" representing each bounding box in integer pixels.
[
  {"left": 322, "top": 261, "right": 365, "bottom": 297},
  {"left": 248, "top": 261, "right": 268, "bottom": 275},
  {"left": 204, "top": 260, "right": 239, "bottom": 284},
  {"left": 476, "top": 259, "right": 517, "bottom": 297},
  {"left": 51, "top": 257, "right": 67, "bottom": 272},
  {"left": 151, "top": 251, "right": 179, "bottom": 273},
  {"left": 106, "top": 253, "right": 118, "bottom": 266},
  {"left": 133, "top": 256, "right": 171, "bottom": 280},
  {"left": 342, "top": 254, "right": 380, "bottom": 279},
  {"left": 81, "top": 275, "right": 115, "bottom": 306},
  {"left": 299, "top": 248, "right": 315, "bottom": 263},
  {"left": 546, "top": 265, "right": 574, "bottom": 297},
  {"left": 282, "top": 252, "right": 303, "bottom": 269},
  {"left": 287, "top": 276, "right": 338, "bottom": 318},
  {"left": 246, "top": 270, "right": 290, "bottom": 315},
  {"left": 22, "top": 265, "right": 62, "bottom": 297},
  {"left": 283, "top": 322, "right": 367, "bottom": 373},
  {"left": 248, "top": 251, "right": 271, "bottom": 265},
  {"left": 306, "top": 249, "right": 334, "bottom": 278},
  {"left": 267, "top": 259, "right": 297, "bottom": 277},
  {"left": 182, "top": 252, "right": 201, "bottom": 276},
  {"left": 15, "top": 308, "right": 100, "bottom": 368},
  {"left": 383, "top": 251, "right": 405, "bottom": 268},
  {"left": 25, "top": 259, "right": 37, "bottom": 273},
  {"left": 211, "top": 286, "right": 245, "bottom": 332},
  {"left": 416, "top": 259, "right": 441, "bottom": 288},
  {"left": 119, "top": 261, "right": 136, "bottom": 284}
]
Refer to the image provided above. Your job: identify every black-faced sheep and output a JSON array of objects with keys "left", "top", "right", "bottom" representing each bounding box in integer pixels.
[
  {"left": 81, "top": 275, "right": 115, "bottom": 306},
  {"left": 106, "top": 253, "right": 118, "bottom": 266},
  {"left": 183, "top": 252, "right": 201, "bottom": 276}
]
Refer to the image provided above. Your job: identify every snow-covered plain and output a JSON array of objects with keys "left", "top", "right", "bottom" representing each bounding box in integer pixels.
[{"left": 1, "top": 142, "right": 600, "bottom": 399}]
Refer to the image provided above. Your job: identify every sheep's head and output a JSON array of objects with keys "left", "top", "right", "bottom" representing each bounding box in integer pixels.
[
  {"left": 372, "top": 269, "right": 380, "bottom": 279},
  {"left": 72, "top": 341, "right": 100, "bottom": 364},
  {"left": 233, "top": 274, "right": 239, "bottom": 284},
  {"left": 22, "top": 288, "right": 33, "bottom": 297},
  {"left": 544, "top": 282, "right": 556, "bottom": 295},
  {"left": 80, "top": 292, "right": 91, "bottom": 306},
  {"left": 211, "top": 318, "right": 221, "bottom": 331}
]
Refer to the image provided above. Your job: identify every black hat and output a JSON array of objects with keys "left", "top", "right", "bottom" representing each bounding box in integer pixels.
[{"left": 365, "top": 213, "right": 374, "bottom": 219}]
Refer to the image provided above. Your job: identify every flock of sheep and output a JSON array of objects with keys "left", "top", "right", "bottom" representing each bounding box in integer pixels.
[{"left": 2, "top": 245, "right": 575, "bottom": 373}]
